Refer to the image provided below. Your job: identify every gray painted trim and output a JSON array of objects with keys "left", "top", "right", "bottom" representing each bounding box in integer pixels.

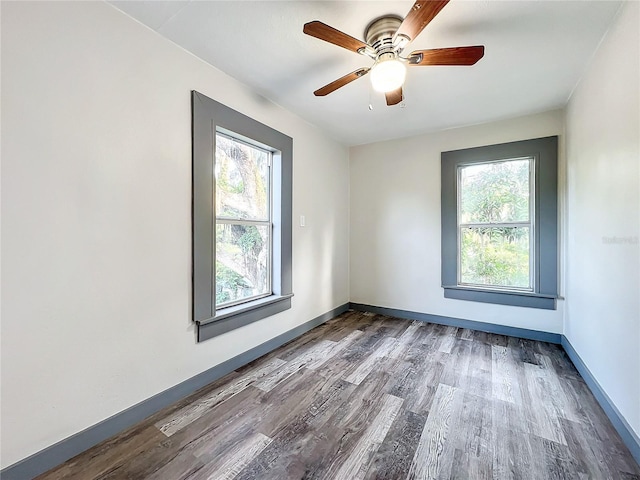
[
  {"left": 561, "top": 336, "right": 640, "bottom": 467},
  {"left": 192, "top": 91, "right": 293, "bottom": 339},
  {"left": 441, "top": 136, "right": 559, "bottom": 308},
  {"left": 349, "top": 303, "right": 562, "bottom": 343},
  {"left": 198, "top": 295, "right": 293, "bottom": 341},
  {"left": 443, "top": 287, "right": 556, "bottom": 310},
  {"left": 192, "top": 91, "right": 214, "bottom": 322},
  {"left": 0, "top": 303, "right": 349, "bottom": 480}
]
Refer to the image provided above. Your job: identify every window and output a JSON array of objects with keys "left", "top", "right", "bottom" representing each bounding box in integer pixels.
[
  {"left": 192, "top": 91, "right": 293, "bottom": 341},
  {"left": 215, "top": 133, "right": 272, "bottom": 308},
  {"left": 441, "top": 137, "right": 558, "bottom": 309},
  {"left": 458, "top": 158, "right": 533, "bottom": 290}
]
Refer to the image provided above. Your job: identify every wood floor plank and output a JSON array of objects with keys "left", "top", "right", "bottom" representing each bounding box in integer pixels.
[
  {"left": 407, "top": 383, "right": 464, "bottom": 480},
  {"left": 187, "top": 432, "right": 272, "bottom": 480},
  {"left": 388, "top": 322, "right": 423, "bottom": 360},
  {"left": 376, "top": 315, "right": 416, "bottom": 338},
  {"left": 169, "top": 385, "right": 265, "bottom": 460},
  {"left": 492, "top": 427, "right": 537, "bottom": 480},
  {"left": 269, "top": 317, "right": 343, "bottom": 362},
  {"left": 306, "top": 329, "right": 364, "bottom": 370},
  {"left": 459, "top": 328, "right": 474, "bottom": 341},
  {"left": 343, "top": 336, "right": 399, "bottom": 385},
  {"left": 512, "top": 337, "right": 543, "bottom": 366},
  {"left": 306, "top": 376, "right": 358, "bottom": 428},
  {"left": 466, "top": 340, "right": 493, "bottom": 399},
  {"left": 35, "top": 425, "right": 166, "bottom": 480},
  {"left": 451, "top": 447, "right": 492, "bottom": 480},
  {"left": 35, "top": 311, "right": 640, "bottom": 480},
  {"left": 535, "top": 354, "right": 581, "bottom": 422},
  {"left": 328, "top": 393, "right": 404, "bottom": 480},
  {"left": 156, "top": 357, "right": 286, "bottom": 436},
  {"left": 143, "top": 451, "right": 205, "bottom": 480},
  {"left": 491, "top": 345, "right": 523, "bottom": 404},
  {"left": 233, "top": 373, "right": 381, "bottom": 479},
  {"left": 450, "top": 392, "right": 493, "bottom": 479},
  {"left": 522, "top": 362, "right": 568, "bottom": 445},
  {"left": 532, "top": 435, "right": 584, "bottom": 480},
  {"left": 98, "top": 435, "right": 183, "bottom": 480},
  {"left": 437, "top": 326, "right": 458, "bottom": 354},
  {"left": 256, "top": 371, "right": 393, "bottom": 480},
  {"left": 255, "top": 340, "right": 337, "bottom": 392},
  {"left": 404, "top": 351, "right": 447, "bottom": 415},
  {"left": 255, "top": 368, "right": 342, "bottom": 438},
  {"left": 364, "top": 409, "right": 426, "bottom": 479},
  {"left": 440, "top": 336, "right": 473, "bottom": 391}
]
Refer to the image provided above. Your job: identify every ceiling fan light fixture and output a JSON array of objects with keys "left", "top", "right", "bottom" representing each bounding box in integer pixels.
[
  {"left": 304, "top": 1, "right": 485, "bottom": 104},
  {"left": 370, "top": 55, "right": 406, "bottom": 93}
]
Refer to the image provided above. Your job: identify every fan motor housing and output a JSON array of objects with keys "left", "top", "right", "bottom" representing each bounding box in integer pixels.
[{"left": 364, "top": 16, "right": 402, "bottom": 56}]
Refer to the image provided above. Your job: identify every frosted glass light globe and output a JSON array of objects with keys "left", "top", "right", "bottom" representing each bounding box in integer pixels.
[{"left": 370, "top": 58, "right": 407, "bottom": 93}]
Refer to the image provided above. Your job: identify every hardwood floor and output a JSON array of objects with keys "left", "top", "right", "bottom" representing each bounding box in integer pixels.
[{"left": 37, "top": 311, "right": 640, "bottom": 479}]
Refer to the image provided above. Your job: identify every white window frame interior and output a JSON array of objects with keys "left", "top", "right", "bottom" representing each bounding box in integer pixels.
[
  {"left": 455, "top": 156, "right": 536, "bottom": 293},
  {"left": 214, "top": 130, "right": 274, "bottom": 310}
]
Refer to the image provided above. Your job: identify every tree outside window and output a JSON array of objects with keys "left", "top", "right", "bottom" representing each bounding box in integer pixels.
[{"left": 215, "top": 133, "right": 272, "bottom": 307}]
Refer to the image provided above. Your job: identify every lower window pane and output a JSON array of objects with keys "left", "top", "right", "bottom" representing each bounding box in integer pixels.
[
  {"left": 216, "top": 223, "right": 270, "bottom": 306},
  {"left": 460, "top": 227, "right": 530, "bottom": 289}
]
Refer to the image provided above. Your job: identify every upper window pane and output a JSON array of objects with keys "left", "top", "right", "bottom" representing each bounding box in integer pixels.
[
  {"left": 459, "top": 158, "right": 531, "bottom": 224},
  {"left": 215, "top": 133, "right": 270, "bottom": 221}
]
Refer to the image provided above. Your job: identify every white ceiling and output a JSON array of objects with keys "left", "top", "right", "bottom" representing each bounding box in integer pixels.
[{"left": 109, "top": 0, "right": 622, "bottom": 146}]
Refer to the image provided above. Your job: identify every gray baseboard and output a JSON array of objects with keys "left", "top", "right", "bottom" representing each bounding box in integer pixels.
[
  {"left": 0, "top": 303, "right": 349, "bottom": 480},
  {"left": 349, "top": 302, "right": 562, "bottom": 344},
  {"left": 561, "top": 336, "right": 640, "bottom": 466}
]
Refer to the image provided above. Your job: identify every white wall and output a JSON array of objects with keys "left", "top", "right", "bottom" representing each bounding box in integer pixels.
[
  {"left": 350, "top": 110, "right": 565, "bottom": 333},
  {"left": 0, "top": 1, "right": 349, "bottom": 468},
  {"left": 565, "top": 1, "right": 639, "bottom": 437}
]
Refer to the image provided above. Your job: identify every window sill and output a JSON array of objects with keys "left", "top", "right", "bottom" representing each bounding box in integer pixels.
[
  {"left": 197, "top": 293, "right": 294, "bottom": 341},
  {"left": 443, "top": 285, "right": 556, "bottom": 310}
]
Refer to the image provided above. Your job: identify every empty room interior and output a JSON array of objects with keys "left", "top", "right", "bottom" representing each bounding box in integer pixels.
[{"left": 2, "top": 0, "right": 639, "bottom": 479}]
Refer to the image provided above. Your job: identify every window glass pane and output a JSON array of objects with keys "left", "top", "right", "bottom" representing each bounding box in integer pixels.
[
  {"left": 216, "top": 223, "right": 270, "bottom": 306},
  {"left": 460, "top": 226, "right": 530, "bottom": 289},
  {"left": 215, "top": 134, "right": 269, "bottom": 221},
  {"left": 460, "top": 159, "right": 530, "bottom": 224}
]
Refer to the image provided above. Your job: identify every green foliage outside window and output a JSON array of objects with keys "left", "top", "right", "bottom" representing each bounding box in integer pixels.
[
  {"left": 215, "top": 134, "right": 270, "bottom": 306},
  {"left": 459, "top": 159, "right": 532, "bottom": 289}
]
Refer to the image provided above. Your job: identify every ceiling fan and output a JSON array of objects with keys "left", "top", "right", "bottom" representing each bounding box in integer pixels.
[{"left": 303, "top": 0, "right": 484, "bottom": 106}]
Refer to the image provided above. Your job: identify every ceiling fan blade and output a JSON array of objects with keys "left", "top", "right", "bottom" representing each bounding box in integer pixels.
[
  {"left": 385, "top": 87, "right": 403, "bottom": 106},
  {"left": 408, "top": 46, "right": 485, "bottom": 66},
  {"left": 314, "top": 68, "right": 370, "bottom": 96},
  {"left": 394, "top": 0, "right": 450, "bottom": 43},
  {"left": 304, "top": 21, "right": 368, "bottom": 54}
]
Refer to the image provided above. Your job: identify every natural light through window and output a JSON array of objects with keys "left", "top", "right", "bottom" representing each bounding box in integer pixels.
[
  {"left": 457, "top": 157, "right": 534, "bottom": 291},
  {"left": 215, "top": 132, "right": 272, "bottom": 308}
]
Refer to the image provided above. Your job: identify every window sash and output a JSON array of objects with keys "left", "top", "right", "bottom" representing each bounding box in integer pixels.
[
  {"left": 214, "top": 133, "right": 274, "bottom": 310},
  {"left": 456, "top": 157, "right": 535, "bottom": 292},
  {"left": 215, "top": 131, "right": 272, "bottom": 223},
  {"left": 214, "top": 226, "right": 273, "bottom": 309}
]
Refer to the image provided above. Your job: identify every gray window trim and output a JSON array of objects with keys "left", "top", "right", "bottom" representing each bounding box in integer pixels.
[
  {"left": 192, "top": 91, "right": 293, "bottom": 341},
  {"left": 441, "top": 136, "right": 558, "bottom": 310}
]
